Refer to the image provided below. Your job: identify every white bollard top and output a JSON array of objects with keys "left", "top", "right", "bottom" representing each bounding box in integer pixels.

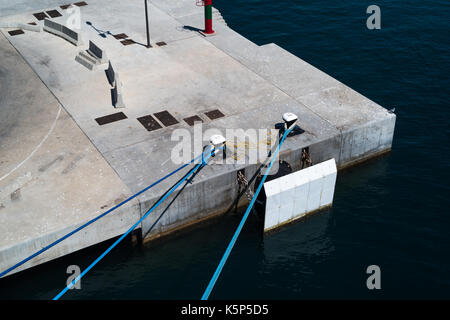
[
  {"left": 209, "top": 134, "right": 226, "bottom": 147},
  {"left": 282, "top": 112, "right": 298, "bottom": 123}
]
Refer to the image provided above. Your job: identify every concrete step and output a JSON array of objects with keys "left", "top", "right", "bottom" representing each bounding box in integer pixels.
[
  {"left": 251, "top": 43, "right": 391, "bottom": 133},
  {"left": 251, "top": 42, "right": 340, "bottom": 97},
  {"left": 204, "top": 23, "right": 260, "bottom": 62},
  {"left": 75, "top": 53, "right": 95, "bottom": 71},
  {"left": 79, "top": 51, "right": 99, "bottom": 65},
  {"left": 212, "top": 8, "right": 228, "bottom": 26},
  {"left": 214, "top": 16, "right": 224, "bottom": 21}
]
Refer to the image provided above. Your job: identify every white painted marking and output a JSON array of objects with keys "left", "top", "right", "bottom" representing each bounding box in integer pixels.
[{"left": 0, "top": 106, "right": 62, "bottom": 182}]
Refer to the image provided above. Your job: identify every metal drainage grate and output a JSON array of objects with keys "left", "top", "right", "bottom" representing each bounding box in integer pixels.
[
  {"left": 113, "top": 33, "right": 128, "bottom": 40},
  {"left": 8, "top": 29, "right": 24, "bottom": 36},
  {"left": 184, "top": 115, "right": 203, "bottom": 127},
  {"left": 33, "top": 12, "right": 49, "bottom": 20},
  {"left": 60, "top": 4, "right": 72, "bottom": 10},
  {"left": 156, "top": 41, "right": 167, "bottom": 46},
  {"left": 121, "top": 39, "right": 136, "bottom": 46},
  {"left": 154, "top": 111, "right": 179, "bottom": 127},
  {"left": 74, "top": 1, "right": 88, "bottom": 6},
  {"left": 137, "top": 115, "right": 162, "bottom": 132},
  {"left": 95, "top": 112, "right": 127, "bottom": 126},
  {"left": 205, "top": 109, "right": 225, "bottom": 120},
  {"left": 46, "top": 10, "right": 62, "bottom": 18}
]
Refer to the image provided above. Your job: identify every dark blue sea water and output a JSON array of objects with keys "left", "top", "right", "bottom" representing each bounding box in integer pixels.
[{"left": 1, "top": 0, "right": 449, "bottom": 299}]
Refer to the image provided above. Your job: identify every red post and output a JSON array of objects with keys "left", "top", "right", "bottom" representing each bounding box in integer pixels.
[{"left": 204, "top": 0, "right": 214, "bottom": 34}]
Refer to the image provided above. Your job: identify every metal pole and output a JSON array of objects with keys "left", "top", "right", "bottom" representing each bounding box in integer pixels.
[
  {"left": 204, "top": 0, "right": 214, "bottom": 34},
  {"left": 144, "top": 0, "right": 151, "bottom": 48}
]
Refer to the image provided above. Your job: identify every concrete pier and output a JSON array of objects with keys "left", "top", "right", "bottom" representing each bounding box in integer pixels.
[{"left": 0, "top": 0, "right": 395, "bottom": 276}]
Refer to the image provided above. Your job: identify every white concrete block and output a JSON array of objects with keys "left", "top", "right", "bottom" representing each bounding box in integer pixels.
[
  {"left": 320, "top": 159, "right": 337, "bottom": 206},
  {"left": 264, "top": 159, "right": 337, "bottom": 232},
  {"left": 306, "top": 165, "right": 324, "bottom": 212},
  {"left": 279, "top": 201, "right": 294, "bottom": 225},
  {"left": 292, "top": 171, "right": 309, "bottom": 218},
  {"left": 265, "top": 192, "right": 279, "bottom": 215},
  {"left": 113, "top": 74, "right": 126, "bottom": 108},
  {"left": 278, "top": 176, "right": 295, "bottom": 223},
  {"left": 17, "top": 23, "right": 41, "bottom": 32},
  {"left": 264, "top": 180, "right": 281, "bottom": 231}
]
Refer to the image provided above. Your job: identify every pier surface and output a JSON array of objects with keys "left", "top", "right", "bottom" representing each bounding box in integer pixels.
[{"left": 0, "top": 0, "right": 395, "bottom": 276}]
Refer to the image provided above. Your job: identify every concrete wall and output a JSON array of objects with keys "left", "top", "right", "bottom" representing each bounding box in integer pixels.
[
  {"left": 88, "top": 40, "right": 108, "bottom": 64},
  {"left": 139, "top": 112, "right": 394, "bottom": 241},
  {"left": 139, "top": 140, "right": 340, "bottom": 241},
  {"left": 339, "top": 113, "right": 396, "bottom": 168},
  {"left": 141, "top": 169, "right": 238, "bottom": 240},
  {"left": 43, "top": 18, "right": 82, "bottom": 46},
  {"left": 112, "top": 73, "right": 125, "bottom": 108},
  {"left": 106, "top": 60, "right": 116, "bottom": 86},
  {"left": 0, "top": 201, "right": 140, "bottom": 276}
]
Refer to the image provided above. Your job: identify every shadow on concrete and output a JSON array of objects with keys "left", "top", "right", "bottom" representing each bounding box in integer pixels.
[
  {"left": 86, "top": 21, "right": 151, "bottom": 48},
  {"left": 130, "top": 40, "right": 152, "bottom": 48},
  {"left": 181, "top": 25, "right": 203, "bottom": 32},
  {"left": 105, "top": 70, "right": 114, "bottom": 87},
  {"left": 86, "top": 21, "right": 112, "bottom": 38},
  {"left": 110, "top": 88, "right": 116, "bottom": 108},
  {"left": 275, "top": 122, "right": 305, "bottom": 137}
]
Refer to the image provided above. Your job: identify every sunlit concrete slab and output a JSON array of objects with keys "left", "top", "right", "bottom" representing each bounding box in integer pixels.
[
  {"left": 0, "top": 32, "right": 140, "bottom": 276},
  {"left": 0, "top": 0, "right": 68, "bottom": 18}
]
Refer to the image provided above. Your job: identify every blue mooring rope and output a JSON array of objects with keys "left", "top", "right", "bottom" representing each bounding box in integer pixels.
[
  {"left": 53, "top": 146, "right": 219, "bottom": 300},
  {"left": 0, "top": 153, "right": 206, "bottom": 279},
  {"left": 201, "top": 127, "right": 293, "bottom": 300}
]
